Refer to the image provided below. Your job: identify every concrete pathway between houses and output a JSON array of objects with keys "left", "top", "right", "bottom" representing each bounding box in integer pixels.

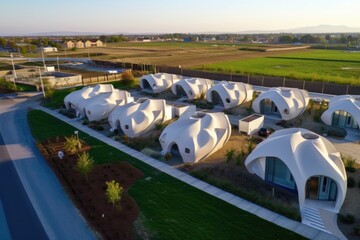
[{"left": 36, "top": 105, "right": 342, "bottom": 240}]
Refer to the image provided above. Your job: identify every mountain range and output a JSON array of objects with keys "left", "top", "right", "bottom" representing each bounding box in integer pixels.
[{"left": 3, "top": 25, "right": 360, "bottom": 36}]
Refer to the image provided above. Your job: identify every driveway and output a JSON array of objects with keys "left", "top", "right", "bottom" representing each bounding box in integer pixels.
[{"left": 0, "top": 93, "right": 95, "bottom": 240}]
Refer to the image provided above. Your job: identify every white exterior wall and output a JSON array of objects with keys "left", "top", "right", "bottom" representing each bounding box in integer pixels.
[
  {"left": 159, "top": 112, "right": 231, "bottom": 163},
  {"left": 171, "top": 78, "right": 213, "bottom": 99},
  {"left": 245, "top": 128, "right": 347, "bottom": 214},
  {"left": 252, "top": 87, "right": 310, "bottom": 120},
  {"left": 239, "top": 114, "right": 264, "bottom": 135}
]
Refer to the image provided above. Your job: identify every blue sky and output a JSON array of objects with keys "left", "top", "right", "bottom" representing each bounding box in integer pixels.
[{"left": 1, "top": 0, "right": 360, "bottom": 34}]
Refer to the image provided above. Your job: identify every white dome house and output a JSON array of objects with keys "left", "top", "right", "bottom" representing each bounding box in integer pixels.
[{"left": 252, "top": 87, "right": 309, "bottom": 120}]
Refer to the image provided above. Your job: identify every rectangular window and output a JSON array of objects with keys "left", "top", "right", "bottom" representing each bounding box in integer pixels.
[{"left": 265, "top": 157, "right": 296, "bottom": 190}]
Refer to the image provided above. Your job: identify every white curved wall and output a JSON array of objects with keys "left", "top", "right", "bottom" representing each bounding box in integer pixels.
[
  {"left": 206, "top": 81, "right": 253, "bottom": 109},
  {"left": 245, "top": 128, "right": 347, "bottom": 213},
  {"left": 159, "top": 112, "right": 231, "bottom": 163},
  {"left": 140, "top": 73, "right": 182, "bottom": 93},
  {"left": 252, "top": 87, "right": 309, "bottom": 120},
  {"left": 171, "top": 78, "right": 213, "bottom": 99},
  {"left": 64, "top": 84, "right": 115, "bottom": 110},
  {"left": 83, "top": 90, "right": 133, "bottom": 121},
  {"left": 108, "top": 98, "right": 171, "bottom": 137},
  {"left": 321, "top": 95, "right": 360, "bottom": 128}
]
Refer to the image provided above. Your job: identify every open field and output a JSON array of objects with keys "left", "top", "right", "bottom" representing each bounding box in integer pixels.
[
  {"left": 199, "top": 49, "right": 360, "bottom": 85},
  {"left": 19, "top": 42, "right": 311, "bottom": 68},
  {"left": 28, "top": 110, "right": 305, "bottom": 240}
]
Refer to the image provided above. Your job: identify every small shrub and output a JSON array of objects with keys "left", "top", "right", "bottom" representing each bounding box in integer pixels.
[
  {"left": 121, "top": 71, "right": 135, "bottom": 85},
  {"left": 342, "top": 155, "right": 356, "bottom": 172},
  {"left": 247, "top": 141, "right": 253, "bottom": 154},
  {"left": 76, "top": 151, "right": 94, "bottom": 181},
  {"left": 155, "top": 121, "right": 166, "bottom": 131},
  {"left": 235, "top": 153, "right": 243, "bottom": 166},
  {"left": 64, "top": 135, "right": 81, "bottom": 154},
  {"left": 354, "top": 226, "right": 360, "bottom": 236},
  {"left": 348, "top": 177, "right": 356, "bottom": 188},
  {"left": 225, "top": 148, "right": 236, "bottom": 163},
  {"left": 105, "top": 180, "right": 124, "bottom": 208},
  {"left": 96, "top": 125, "right": 104, "bottom": 131},
  {"left": 82, "top": 119, "right": 89, "bottom": 125},
  {"left": 164, "top": 152, "right": 172, "bottom": 161},
  {"left": 121, "top": 135, "right": 129, "bottom": 143},
  {"left": 339, "top": 214, "right": 355, "bottom": 224}
]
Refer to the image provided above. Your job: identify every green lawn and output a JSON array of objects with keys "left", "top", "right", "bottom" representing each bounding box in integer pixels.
[
  {"left": 28, "top": 110, "right": 305, "bottom": 240},
  {"left": 198, "top": 49, "right": 360, "bottom": 85}
]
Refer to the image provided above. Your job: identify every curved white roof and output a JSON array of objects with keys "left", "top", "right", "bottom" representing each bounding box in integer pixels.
[
  {"left": 245, "top": 128, "right": 347, "bottom": 213},
  {"left": 206, "top": 81, "right": 253, "bottom": 109},
  {"left": 159, "top": 112, "right": 231, "bottom": 163},
  {"left": 64, "top": 84, "right": 114, "bottom": 110},
  {"left": 83, "top": 90, "right": 133, "bottom": 122},
  {"left": 321, "top": 95, "right": 360, "bottom": 127},
  {"left": 140, "top": 73, "right": 182, "bottom": 93},
  {"left": 108, "top": 98, "right": 170, "bottom": 137},
  {"left": 171, "top": 78, "right": 213, "bottom": 99},
  {"left": 252, "top": 87, "right": 309, "bottom": 120}
]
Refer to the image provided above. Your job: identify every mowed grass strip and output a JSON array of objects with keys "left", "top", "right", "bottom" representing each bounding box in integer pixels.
[
  {"left": 200, "top": 49, "right": 360, "bottom": 85},
  {"left": 28, "top": 110, "right": 305, "bottom": 240}
]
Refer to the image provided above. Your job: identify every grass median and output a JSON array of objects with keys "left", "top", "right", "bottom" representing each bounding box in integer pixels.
[{"left": 28, "top": 110, "right": 305, "bottom": 240}]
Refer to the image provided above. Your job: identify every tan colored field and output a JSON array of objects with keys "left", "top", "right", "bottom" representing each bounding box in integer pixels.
[{"left": 41, "top": 42, "right": 311, "bottom": 67}]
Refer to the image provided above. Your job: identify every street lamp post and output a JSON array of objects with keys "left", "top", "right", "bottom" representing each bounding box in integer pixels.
[
  {"left": 57, "top": 57, "right": 60, "bottom": 72},
  {"left": 74, "top": 130, "right": 81, "bottom": 149},
  {"left": 38, "top": 67, "right": 46, "bottom": 98},
  {"left": 10, "top": 54, "right": 17, "bottom": 87}
]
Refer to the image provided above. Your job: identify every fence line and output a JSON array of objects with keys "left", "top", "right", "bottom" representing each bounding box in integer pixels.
[{"left": 91, "top": 60, "right": 360, "bottom": 95}]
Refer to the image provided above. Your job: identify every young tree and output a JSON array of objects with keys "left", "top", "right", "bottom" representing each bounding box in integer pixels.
[
  {"left": 76, "top": 151, "right": 94, "bottom": 181},
  {"left": 105, "top": 180, "right": 124, "bottom": 208},
  {"left": 64, "top": 135, "right": 80, "bottom": 154}
]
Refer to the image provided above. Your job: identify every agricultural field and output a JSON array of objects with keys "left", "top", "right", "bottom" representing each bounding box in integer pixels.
[
  {"left": 199, "top": 49, "right": 360, "bottom": 85},
  {"left": 23, "top": 42, "right": 311, "bottom": 68}
]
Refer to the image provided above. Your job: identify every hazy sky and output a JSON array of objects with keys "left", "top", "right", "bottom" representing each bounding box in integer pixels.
[{"left": 1, "top": 0, "right": 360, "bottom": 35}]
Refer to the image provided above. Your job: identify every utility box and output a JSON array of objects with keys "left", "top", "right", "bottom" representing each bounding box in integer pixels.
[{"left": 239, "top": 114, "right": 264, "bottom": 135}]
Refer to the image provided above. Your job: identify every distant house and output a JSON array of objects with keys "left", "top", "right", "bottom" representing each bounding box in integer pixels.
[
  {"left": 85, "top": 40, "right": 93, "bottom": 48},
  {"left": 40, "top": 47, "right": 58, "bottom": 53},
  {"left": 95, "top": 40, "right": 103, "bottom": 47},
  {"left": 76, "top": 40, "right": 84, "bottom": 48},
  {"left": 85, "top": 40, "right": 103, "bottom": 47},
  {"left": 64, "top": 41, "right": 75, "bottom": 49}
]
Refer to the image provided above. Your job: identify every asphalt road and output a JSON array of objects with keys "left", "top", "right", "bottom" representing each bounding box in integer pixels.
[
  {"left": 0, "top": 132, "right": 48, "bottom": 240},
  {"left": 0, "top": 94, "right": 95, "bottom": 240}
]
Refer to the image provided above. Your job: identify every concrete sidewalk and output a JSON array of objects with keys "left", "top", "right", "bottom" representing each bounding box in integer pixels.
[{"left": 36, "top": 106, "right": 341, "bottom": 240}]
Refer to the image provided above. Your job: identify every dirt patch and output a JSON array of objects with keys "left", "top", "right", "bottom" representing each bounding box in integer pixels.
[{"left": 37, "top": 137, "right": 144, "bottom": 240}]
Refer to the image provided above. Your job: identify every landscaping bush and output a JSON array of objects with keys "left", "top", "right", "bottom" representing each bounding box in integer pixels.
[
  {"left": 141, "top": 148, "right": 162, "bottom": 160},
  {"left": 225, "top": 148, "right": 236, "bottom": 163},
  {"left": 96, "top": 125, "right": 105, "bottom": 131},
  {"left": 354, "top": 226, "right": 360, "bottom": 236},
  {"left": 82, "top": 119, "right": 89, "bottom": 125},
  {"left": 339, "top": 214, "right": 355, "bottom": 224},
  {"left": 0, "top": 77, "right": 17, "bottom": 93},
  {"left": 327, "top": 128, "right": 346, "bottom": 138},
  {"left": 348, "top": 177, "right": 356, "bottom": 188},
  {"left": 342, "top": 155, "right": 357, "bottom": 172},
  {"left": 121, "top": 71, "right": 135, "bottom": 85}
]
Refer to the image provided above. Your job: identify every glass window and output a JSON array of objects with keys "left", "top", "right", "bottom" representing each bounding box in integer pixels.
[{"left": 265, "top": 157, "right": 296, "bottom": 190}]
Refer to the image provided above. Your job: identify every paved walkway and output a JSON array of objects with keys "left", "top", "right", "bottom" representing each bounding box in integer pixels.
[{"left": 36, "top": 105, "right": 341, "bottom": 240}]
